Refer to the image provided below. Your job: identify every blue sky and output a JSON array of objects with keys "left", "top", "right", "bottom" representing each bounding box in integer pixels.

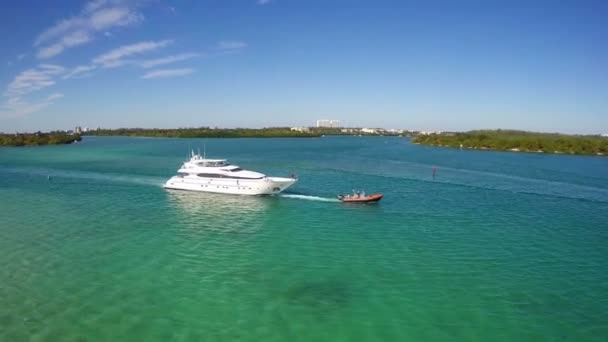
[{"left": 1, "top": 0, "right": 606, "bottom": 133}]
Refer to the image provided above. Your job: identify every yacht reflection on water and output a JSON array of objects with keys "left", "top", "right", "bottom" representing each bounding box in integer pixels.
[{"left": 166, "top": 190, "right": 270, "bottom": 234}]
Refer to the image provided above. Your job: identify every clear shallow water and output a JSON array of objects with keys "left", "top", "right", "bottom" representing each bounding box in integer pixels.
[{"left": 1, "top": 136, "right": 607, "bottom": 341}]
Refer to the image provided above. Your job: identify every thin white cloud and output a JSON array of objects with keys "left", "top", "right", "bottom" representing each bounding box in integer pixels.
[
  {"left": 1, "top": 93, "right": 64, "bottom": 118},
  {"left": 258, "top": 0, "right": 272, "bottom": 5},
  {"left": 1, "top": 65, "right": 66, "bottom": 118},
  {"left": 45, "top": 93, "right": 65, "bottom": 102},
  {"left": 93, "top": 40, "right": 173, "bottom": 67},
  {"left": 142, "top": 68, "right": 194, "bottom": 79},
  {"left": 38, "top": 44, "right": 66, "bottom": 59},
  {"left": 140, "top": 53, "right": 200, "bottom": 68},
  {"left": 37, "top": 30, "right": 93, "bottom": 59},
  {"left": 89, "top": 7, "right": 140, "bottom": 30},
  {"left": 35, "top": 1, "right": 143, "bottom": 59},
  {"left": 4, "top": 64, "right": 65, "bottom": 98},
  {"left": 38, "top": 64, "right": 65, "bottom": 74},
  {"left": 63, "top": 65, "right": 97, "bottom": 79},
  {"left": 218, "top": 41, "right": 247, "bottom": 50},
  {"left": 83, "top": 0, "right": 114, "bottom": 14}
]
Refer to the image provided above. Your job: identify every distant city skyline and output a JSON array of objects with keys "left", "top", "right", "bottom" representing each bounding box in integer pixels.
[{"left": 1, "top": 1, "right": 607, "bottom": 134}]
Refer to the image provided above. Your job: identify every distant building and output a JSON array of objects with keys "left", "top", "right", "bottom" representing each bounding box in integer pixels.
[
  {"left": 361, "top": 128, "right": 377, "bottom": 134},
  {"left": 418, "top": 130, "right": 442, "bottom": 135},
  {"left": 290, "top": 127, "right": 310, "bottom": 132},
  {"left": 75, "top": 126, "right": 82, "bottom": 134},
  {"left": 316, "top": 119, "right": 340, "bottom": 128}
]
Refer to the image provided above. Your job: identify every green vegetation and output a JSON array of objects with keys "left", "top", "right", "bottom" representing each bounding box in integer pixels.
[
  {"left": 87, "top": 127, "right": 321, "bottom": 138},
  {"left": 0, "top": 132, "right": 81, "bottom": 147},
  {"left": 86, "top": 127, "right": 408, "bottom": 138},
  {"left": 413, "top": 130, "right": 608, "bottom": 156}
]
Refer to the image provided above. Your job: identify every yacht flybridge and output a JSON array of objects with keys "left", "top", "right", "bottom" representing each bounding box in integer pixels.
[{"left": 164, "top": 151, "right": 297, "bottom": 195}]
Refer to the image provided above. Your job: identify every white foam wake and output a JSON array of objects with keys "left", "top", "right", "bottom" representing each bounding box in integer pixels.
[{"left": 279, "top": 194, "right": 339, "bottom": 202}]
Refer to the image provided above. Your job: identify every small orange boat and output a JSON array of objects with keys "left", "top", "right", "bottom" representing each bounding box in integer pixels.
[{"left": 337, "top": 192, "right": 383, "bottom": 203}]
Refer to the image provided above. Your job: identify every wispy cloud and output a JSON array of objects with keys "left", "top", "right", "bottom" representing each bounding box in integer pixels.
[
  {"left": 1, "top": 65, "right": 66, "bottom": 118},
  {"left": 37, "top": 30, "right": 93, "bottom": 59},
  {"left": 93, "top": 39, "right": 173, "bottom": 67},
  {"left": 3, "top": 1, "right": 246, "bottom": 119},
  {"left": 140, "top": 53, "right": 200, "bottom": 68},
  {"left": 4, "top": 64, "right": 65, "bottom": 98},
  {"left": 257, "top": 0, "right": 272, "bottom": 5},
  {"left": 45, "top": 93, "right": 65, "bottom": 102},
  {"left": 63, "top": 65, "right": 97, "bottom": 79},
  {"left": 35, "top": 0, "right": 143, "bottom": 59},
  {"left": 218, "top": 41, "right": 248, "bottom": 50},
  {"left": 83, "top": 0, "right": 112, "bottom": 14},
  {"left": 142, "top": 68, "right": 194, "bottom": 79},
  {"left": 1, "top": 93, "right": 64, "bottom": 118}
]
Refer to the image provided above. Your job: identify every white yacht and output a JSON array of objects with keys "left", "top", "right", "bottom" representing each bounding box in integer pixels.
[{"left": 164, "top": 151, "right": 297, "bottom": 195}]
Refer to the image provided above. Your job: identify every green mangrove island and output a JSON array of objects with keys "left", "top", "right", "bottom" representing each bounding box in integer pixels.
[
  {"left": 0, "top": 132, "right": 81, "bottom": 147},
  {"left": 87, "top": 127, "right": 320, "bottom": 138},
  {"left": 413, "top": 130, "right": 608, "bottom": 156},
  {"left": 85, "top": 127, "right": 405, "bottom": 138}
]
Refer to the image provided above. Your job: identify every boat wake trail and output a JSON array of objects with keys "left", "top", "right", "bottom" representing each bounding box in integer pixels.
[
  {"left": 1, "top": 166, "right": 165, "bottom": 187},
  {"left": 279, "top": 194, "right": 339, "bottom": 202}
]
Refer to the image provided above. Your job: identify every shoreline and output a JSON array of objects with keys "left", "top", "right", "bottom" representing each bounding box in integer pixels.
[
  {"left": 412, "top": 130, "right": 608, "bottom": 157},
  {"left": 415, "top": 142, "right": 607, "bottom": 157},
  {"left": 0, "top": 133, "right": 81, "bottom": 147}
]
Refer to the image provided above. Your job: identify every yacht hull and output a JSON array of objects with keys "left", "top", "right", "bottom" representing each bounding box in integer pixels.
[{"left": 163, "top": 176, "right": 297, "bottom": 195}]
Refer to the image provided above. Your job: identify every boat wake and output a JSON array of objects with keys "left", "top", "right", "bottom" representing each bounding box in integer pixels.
[
  {"left": 279, "top": 194, "right": 339, "bottom": 202},
  {"left": 0, "top": 166, "right": 165, "bottom": 187}
]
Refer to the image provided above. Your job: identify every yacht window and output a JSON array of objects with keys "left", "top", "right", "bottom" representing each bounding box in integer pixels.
[
  {"left": 231, "top": 168, "right": 242, "bottom": 172},
  {"left": 196, "top": 161, "right": 229, "bottom": 167},
  {"left": 196, "top": 173, "right": 262, "bottom": 180},
  {"left": 197, "top": 173, "right": 221, "bottom": 178}
]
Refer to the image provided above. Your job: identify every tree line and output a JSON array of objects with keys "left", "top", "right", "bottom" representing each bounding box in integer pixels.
[
  {"left": 86, "top": 127, "right": 322, "bottom": 138},
  {"left": 0, "top": 132, "right": 81, "bottom": 146},
  {"left": 85, "top": 127, "right": 407, "bottom": 138},
  {"left": 413, "top": 130, "right": 608, "bottom": 156}
]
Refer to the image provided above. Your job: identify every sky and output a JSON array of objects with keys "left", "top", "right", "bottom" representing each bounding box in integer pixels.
[{"left": 0, "top": 0, "right": 607, "bottom": 134}]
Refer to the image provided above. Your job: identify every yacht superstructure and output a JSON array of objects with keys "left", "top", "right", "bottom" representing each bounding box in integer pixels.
[{"left": 164, "top": 152, "right": 297, "bottom": 195}]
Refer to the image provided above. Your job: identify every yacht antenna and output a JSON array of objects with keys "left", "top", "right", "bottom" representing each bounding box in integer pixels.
[{"left": 203, "top": 143, "right": 206, "bottom": 159}]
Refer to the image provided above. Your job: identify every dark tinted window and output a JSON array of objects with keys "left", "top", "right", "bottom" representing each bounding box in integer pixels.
[{"left": 197, "top": 173, "right": 262, "bottom": 180}]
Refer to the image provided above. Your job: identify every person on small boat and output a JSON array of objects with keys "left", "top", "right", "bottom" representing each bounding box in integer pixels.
[{"left": 338, "top": 190, "right": 383, "bottom": 202}]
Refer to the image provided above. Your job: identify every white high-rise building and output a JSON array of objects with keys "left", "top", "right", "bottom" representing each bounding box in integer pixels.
[{"left": 316, "top": 119, "right": 340, "bottom": 128}]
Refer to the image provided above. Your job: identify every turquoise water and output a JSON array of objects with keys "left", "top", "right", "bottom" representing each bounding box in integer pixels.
[{"left": 1, "top": 136, "right": 607, "bottom": 341}]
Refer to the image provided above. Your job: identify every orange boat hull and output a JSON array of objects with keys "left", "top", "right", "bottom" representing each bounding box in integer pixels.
[{"left": 338, "top": 194, "right": 383, "bottom": 203}]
